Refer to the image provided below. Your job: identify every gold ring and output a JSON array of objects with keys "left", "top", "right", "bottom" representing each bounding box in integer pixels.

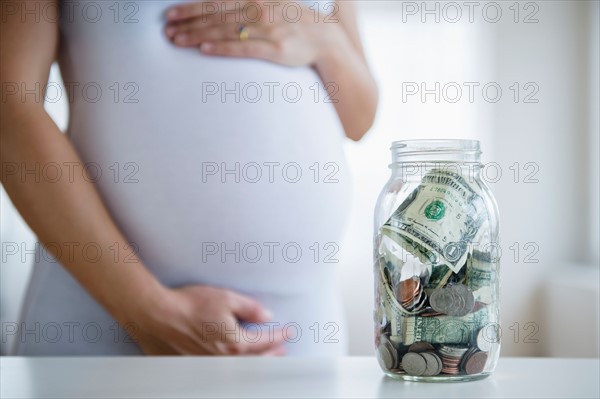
[{"left": 238, "top": 25, "right": 249, "bottom": 41}]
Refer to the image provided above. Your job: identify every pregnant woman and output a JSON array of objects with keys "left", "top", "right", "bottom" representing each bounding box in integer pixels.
[{"left": 1, "top": 0, "right": 377, "bottom": 355}]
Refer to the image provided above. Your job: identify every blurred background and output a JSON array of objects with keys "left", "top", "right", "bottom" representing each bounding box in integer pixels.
[{"left": 2, "top": 0, "right": 599, "bottom": 356}]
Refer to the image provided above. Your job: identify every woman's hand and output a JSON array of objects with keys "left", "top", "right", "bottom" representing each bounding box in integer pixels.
[
  {"left": 163, "top": 0, "right": 378, "bottom": 141},
  {"left": 131, "top": 285, "right": 287, "bottom": 355},
  {"left": 164, "top": 0, "right": 343, "bottom": 67}
]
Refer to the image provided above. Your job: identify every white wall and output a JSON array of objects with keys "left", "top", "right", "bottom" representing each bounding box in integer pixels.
[
  {"left": 340, "top": 0, "right": 599, "bottom": 356},
  {"left": 340, "top": 1, "right": 495, "bottom": 356},
  {"left": 490, "top": 0, "right": 599, "bottom": 356}
]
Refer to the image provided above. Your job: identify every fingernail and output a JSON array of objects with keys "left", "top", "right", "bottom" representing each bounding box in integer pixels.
[
  {"left": 261, "top": 308, "right": 273, "bottom": 320},
  {"left": 167, "top": 8, "right": 179, "bottom": 20},
  {"left": 200, "top": 42, "right": 213, "bottom": 52},
  {"left": 175, "top": 34, "right": 188, "bottom": 45},
  {"left": 165, "top": 27, "right": 176, "bottom": 37}
]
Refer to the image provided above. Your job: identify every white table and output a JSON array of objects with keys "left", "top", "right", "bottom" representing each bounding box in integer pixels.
[{"left": 1, "top": 357, "right": 598, "bottom": 398}]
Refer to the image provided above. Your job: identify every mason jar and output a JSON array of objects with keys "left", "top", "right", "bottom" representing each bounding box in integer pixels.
[{"left": 373, "top": 139, "right": 500, "bottom": 382}]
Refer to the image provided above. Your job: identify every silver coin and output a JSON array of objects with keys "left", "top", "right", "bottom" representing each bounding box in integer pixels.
[
  {"left": 451, "top": 284, "right": 475, "bottom": 317},
  {"left": 440, "top": 344, "right": 469, "bottom": 357},
  {"left": 431, "top": 352, "right": 443, "bottom": 375},
  {"left": 444, "top": 290, "right": 465, "bottom": 316},
  {"left": 383, "top": 335, "right": 399, "bottom": 368},
  {"left": 420, "top": 352, "right": 441, "bottom": 376},
  {"left": 402, "top": 352, "right": 427, "bottom": 376},
  {"left": 377, "top": 342, "right": 395, "bottom": 370},
  {"left": 386, "top": 342, "right": 399, "bottom": 368},
  {"left": 476, "top": 326, "right": 497, "bottom": 352},
  {"left": 429, "top": 288, "right": 456, "bottom": 314}
]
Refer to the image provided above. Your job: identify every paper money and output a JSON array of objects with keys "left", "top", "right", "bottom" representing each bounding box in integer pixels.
[
  {"left": 382, "top": 170, "right": 488, "bottom": 274},
  {"left": 381, "top": 229, "right": 439, "bottom": 266},
  {"left": 428, "top": 264, "right": 453, "bottom": 288},
  {"left": 402, "top": 308, "right": 489, "bottom": 345},
  {"left": 466, "top": 251, "right": 496, "bottom": 292}
]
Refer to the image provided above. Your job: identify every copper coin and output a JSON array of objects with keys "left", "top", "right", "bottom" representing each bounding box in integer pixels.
[
  {"left": 398, "top": 278, "right": 420, "bottom": 303},
  {"left": 408, "top": 342, "right": 435, "bottom": 353},
  {"left": 464, "top": 351, "right": 488, "bottom": 375}
]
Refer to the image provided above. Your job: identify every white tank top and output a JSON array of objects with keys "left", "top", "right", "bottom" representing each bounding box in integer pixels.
[{"left": 15, "top": 0, "right": 351, "bottom": 356}]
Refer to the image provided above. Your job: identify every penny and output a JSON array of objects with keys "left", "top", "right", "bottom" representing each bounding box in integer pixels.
[
  {"left": 402, "top": 352, "right": 427, "bottom": 376},
  {"left": 464, "top": 351, "right": 488, "bottom": 375},
  {"left": 408, "top": 342, "right": 436, "bottom": 353},
  {"left": 398, "top": 278, "right": 419, "bottom": 303}
]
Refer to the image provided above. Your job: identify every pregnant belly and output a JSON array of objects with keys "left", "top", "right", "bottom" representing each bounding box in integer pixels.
[
  {"left": 63, "top": 66, "right": 350, "bottom": 295},
  {"left": 58, "top": 1, "right": 350, "bottom": 293}
]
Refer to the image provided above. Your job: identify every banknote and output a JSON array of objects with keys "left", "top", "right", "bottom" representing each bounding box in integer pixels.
[
  {"left": 465, "top": 250, "right": 496, "bottom": 292},
  {"left": 382, "top": 170, "right": 488, "bottom": 274},
  {"left": 402, "top": 307, "right": 489, "bottom": 345}
]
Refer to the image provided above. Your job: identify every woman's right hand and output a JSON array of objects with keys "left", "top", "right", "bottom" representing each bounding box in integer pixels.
[{"left": 131, "top": 285, "right": 287, "bottom": 355}]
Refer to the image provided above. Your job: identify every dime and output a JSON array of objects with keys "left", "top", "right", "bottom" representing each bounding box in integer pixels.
[
  {"left": 421, "top": 352, "right": 441, "bottom": 376},
  {"left": 402, "top": 352, "right": 427, "bottom": 376},
  {"left": 464, "top": 351, "right": 488, "bottom": 375},
  {"left": 408, "top": 341, "right": 435, "bottom": 353}
]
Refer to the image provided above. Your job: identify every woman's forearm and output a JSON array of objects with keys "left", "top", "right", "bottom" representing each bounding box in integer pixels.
[
  {"left": 315, "top": 26, "right": 378, "bottom": 141},
  {"left": 1, "top": 103, "right": 165, "bottom": 326}
]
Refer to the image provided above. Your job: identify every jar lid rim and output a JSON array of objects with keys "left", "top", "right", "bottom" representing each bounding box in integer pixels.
[{"left": 391, "top": 139, "right": 481, "bottom": 152}]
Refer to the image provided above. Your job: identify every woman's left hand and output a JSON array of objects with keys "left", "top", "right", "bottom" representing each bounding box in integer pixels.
[{"left": 164, "top": 0, "right": 342, "bottom": 67}]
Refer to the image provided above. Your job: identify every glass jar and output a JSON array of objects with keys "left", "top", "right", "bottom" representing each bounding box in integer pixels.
[{"left": 373, "top": 139, "right": 500, "bottom": 382}]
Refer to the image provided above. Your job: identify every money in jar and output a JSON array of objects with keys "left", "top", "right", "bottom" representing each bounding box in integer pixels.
[{"left": 373, "top": 140, "right": 500, "bottom": 382}]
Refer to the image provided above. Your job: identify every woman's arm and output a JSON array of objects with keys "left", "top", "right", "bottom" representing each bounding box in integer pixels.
[
  {"left": 313, "top": 2, "right": 379, "bottom": 141},
  {"left": 165, "top": 0, "right": 378, "bottom": 141},
  {"left": 1, "top": 0, "right": 283, "bottom": 355},
  {"left": 0, "top": 0, "right": 163, "bottom": 328}
]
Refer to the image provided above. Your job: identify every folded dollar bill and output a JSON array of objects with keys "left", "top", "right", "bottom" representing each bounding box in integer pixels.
[{"left": 382, "top": 170, "right": 488, "bottom": 274}]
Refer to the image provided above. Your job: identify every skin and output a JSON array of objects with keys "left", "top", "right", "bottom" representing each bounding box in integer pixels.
[
  {"left": 164, "top": 0, "right": 379, "bottom": 141},
  {"left": 0, "top": 0, "right": 376, "bottom": 355}
]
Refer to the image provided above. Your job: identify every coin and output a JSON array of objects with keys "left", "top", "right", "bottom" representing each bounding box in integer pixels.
[
  {"left": 402, "top": 352, "right": 427, "bottom": 376},
  {"left": 397, "top": 276, "right": 428, "bottom": 313},
  {"left": 445, "top": 290, "right": 466, "bottom": 317},
  {"left": 431, "top": 352, "right": 443, "bottom": 375},
  {"left": 476, "top": 327, "right": 496, "bottom": 352},
  {"left": 450, "top": 284, "right": 475, "bottom": 317},
  {"left": 464, "top": 351, "right": 488, "bottom": 375},
  {"left": 420, "top": 352, "right": 441, "bottom": 376},
  {"left": 429, "top": 288, "right": 456, "bottom": 314},
  {"left": 408, "top": 341, "right": 435, "bottom": 353},
  {"left": 377, "top": 341, "right": 395, "bottom": 370}
]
